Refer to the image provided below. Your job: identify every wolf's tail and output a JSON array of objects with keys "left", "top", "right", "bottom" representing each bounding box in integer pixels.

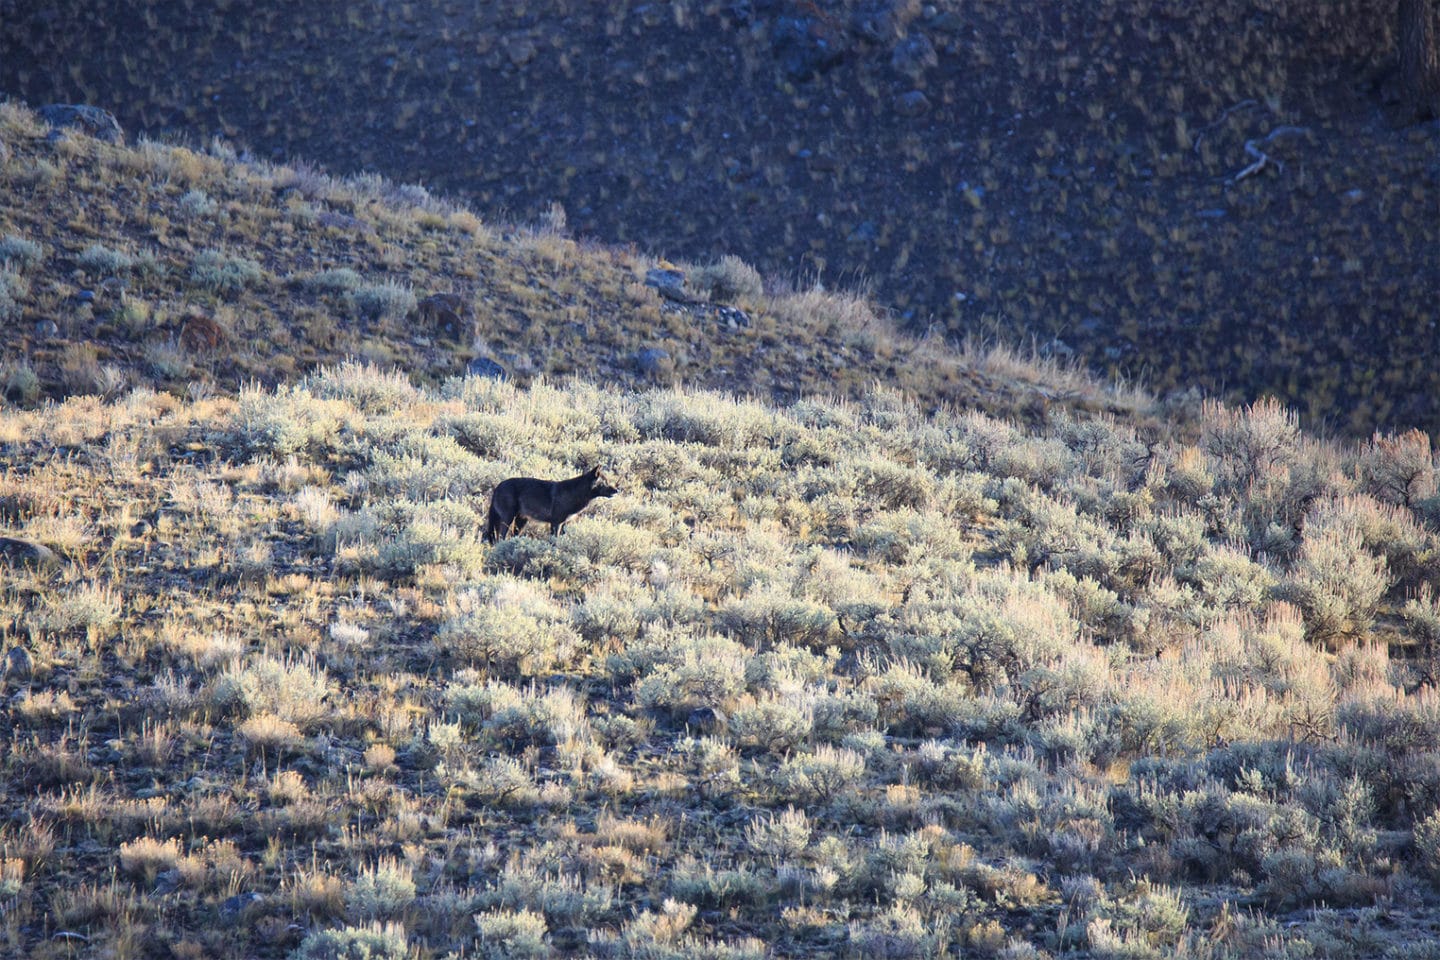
[{"left": 482, "top": 506, "right": 501, "bottom": 544}]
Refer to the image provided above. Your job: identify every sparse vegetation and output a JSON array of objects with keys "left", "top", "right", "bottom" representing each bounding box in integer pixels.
[
  {"left": 0, "top": 368, "right": 1437, "bottom": 957},
  {"left": 0, "top": 7, "right": 1434, "bottom": 956},
  {"left": 0, "top": 101, "right": 1135, "bottom": 424}
]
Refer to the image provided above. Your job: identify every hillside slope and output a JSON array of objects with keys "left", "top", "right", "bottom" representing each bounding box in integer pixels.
[
  {"left": 2, "top": 0, "right": 1437, "bottom": 434},
  {"left": 2, "top": 366, "right": 1440, "bottom": 957},
  {"left": 0, "top": 101, "right": 1142, "bottom": 427}
]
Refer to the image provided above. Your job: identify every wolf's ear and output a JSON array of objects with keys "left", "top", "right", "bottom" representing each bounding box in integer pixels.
[{"left": 586, "top": 465, "right": 600, "bottom": 477}]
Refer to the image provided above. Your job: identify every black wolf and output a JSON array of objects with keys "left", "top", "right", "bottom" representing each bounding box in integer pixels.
[{"left": 482, "top": 466, "right": 617, "bottom": 543}]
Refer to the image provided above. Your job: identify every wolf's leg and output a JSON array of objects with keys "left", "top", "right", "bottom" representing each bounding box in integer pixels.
[{"left": 512, "top": 516, "right": 528, "bottom": 535}]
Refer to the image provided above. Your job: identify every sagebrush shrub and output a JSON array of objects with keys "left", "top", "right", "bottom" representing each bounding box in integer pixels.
[
  {"left": 348, "top": 857, "right": 416, "bottom": 921},
  {"left": 191, "top": 249, "right": 263, "bottom": 293},
  {"left": 1360, "top": 429, "right": 1436, "bottom": 508},
  {"left": 290, "top": 922, "right": 409, "bottom": 960},
  {"left": 0, "top": 234, "right": 42, "bottom": 270},
  {"left": 631, "top": 630, "right": 750, "bottom": 714},
  {"left": 210, "top": 652, "right": 331, "bottom": 728},
  {"left": 690, "top": 255, "right": 764, "bottom": 303},
  {"left": 1414, "top": 809, "right": 1440, "bottom": 880},
  {"left": 438, "top": 581, "right": 579, "bottom": 677},
  {"left": 773, "top": 744, "right": 865, "bottom": 804},
  {"left": 77, "top": 242, "right": 135, "bottom": 277},
  {"left": 1280, "top": 501, "right": 1391, "bottom": 645},
  {"left": 349, "top": 279, "right": 416, "bottom": 323},
  {"left": 474, "top": 907, "right": 549, "bottom": 960},
  {"left": 1201, "top": 396, "right": 1299, "bottom": 495}
]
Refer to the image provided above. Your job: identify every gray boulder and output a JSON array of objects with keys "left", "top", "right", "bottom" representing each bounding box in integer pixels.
[
  {"left": 771, "top": 15, "right": 848, "bottom": 80},
  {"left": 4, "top": 646, "right": 33, "bottom": 679},
  {"left": 894, "top": 90, "right": 932, "bottom": 117},
  {"left": 467, "top": 356, "right": 507, "bottom": 381},
  {"left": 0, "top": 536, "right": 59, "bottom": 569},
  {"left": 37, "top": 104, "right": 125, "bottom": 144},
  {"left": 635, "top": 347, "right": 672, "bottom": 375},
  {"left": 850, "top": 0, "right": 921, "bottom": 42},
  {"left": 890, "top": 32, "right": 938, "bottom": 81},
  {"left": 644, "top": 267, "right": 693, "bottom": 303}
]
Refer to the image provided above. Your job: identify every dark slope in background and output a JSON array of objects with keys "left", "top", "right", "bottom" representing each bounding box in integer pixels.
[{"left": 2, "top": 0, "right": 1437, "bottom": 435}]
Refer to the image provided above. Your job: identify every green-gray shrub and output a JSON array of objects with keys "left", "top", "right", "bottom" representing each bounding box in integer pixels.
[
  {"left": 689, "top": 255, "right": 764, "bottom": 304},
  {"left": 630, "top": 630, "right": 750, "bottom": 713},
  {"left": 0, "top": 234, "right": 42, "bottom": 270},
  {"left": 350, "top": 279, "right": 416, "bottom": 323},
  {"left": 347, "top": 859, "right": 416, "bottom": 921},
  {"left": 191, "top": 249, "right": 263, "bottom": 293},
  {"left": 0, "top": 272, "right": 32, "bottom": 334},
  {"left": 474, "top": 908, "right": 548, "bottom": 960},
  {"left": 235, "top": 385, "right": 355, "bottom": 459},
  {"left": 1360, "top": 429, "right": 1436, "bottom": 508},
  {"left": 210, "top": 652, "right": 331, "bottom": 727},
  {"left": 78, "top": 242, "right": 135, "bottom": 276},
  {"left": 476, "top": 854, "right": 614, "bottom": 924},
  {"left": 302, "top": 267, "right": 364, "bottom": 294},
  {"left": 305, "top": 360, "right": 421, "bottom": 415},
  {"left": 438, "top": 582, "right": 579, "bottom": 677},
  {"left": 1414, "top": 808, "right": 1440, "bottom": 880},
  {"left": 1279, "top": 502, "right": 1391, "bottom": 645},
  {"left": 177, "top": 188, "right": 219, "bottom": 219},
  {"left": 1201, "top": 396, "right": 1299, "bottom": 495},
  {"left": 717, "top": 585, "right": 837, "bottom": 650},
  {"left": 729, "top": 693, "right": 814, "bottom": 754},
  {"left": 290, "top": 922, "right": 409, "bottom": 960},
  {"left": 772, "top": 744, "right": 865, "bottom": 803}
]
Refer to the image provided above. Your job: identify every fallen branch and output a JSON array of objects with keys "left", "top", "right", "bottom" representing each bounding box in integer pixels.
[
  {"left": 1230, "top": 125, "right": 1310, "bottom": 183},
  {"left": 1193, "top": 98, "right": 1263, "bottom": 155}
]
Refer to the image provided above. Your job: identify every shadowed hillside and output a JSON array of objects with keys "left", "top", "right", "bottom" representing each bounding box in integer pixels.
[{"left": 2, "top": 0, "right": 1436, "bottom": 434}]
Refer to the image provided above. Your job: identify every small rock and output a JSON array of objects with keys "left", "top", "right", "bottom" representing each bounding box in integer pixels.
[
  {"left": 153, "top": 870, "right": 181, "bottom": 895},
  {"left": 220, "top": 892, "right": 263, "bottom": 917},
  {"left": 635, "top": 347, "right": 672, "bottom": 375},
  {"left": 180, "top": 314, "right": 228, "bottom": 353},
  {"left": 34, "top": 319, "right": 59, "bottom": 337},
  {"left": 687, "top": 706, "right": 728, "bottom": 734},
  {"left": 891, "top": 32, "right": 938, "bottom": 80},
  {"left": 717, "top": 306, "right": 752, "bottom": 329},
  {"left": 409, "top": 293, "right": 468, "bottom": 340},
  {"left": 929, "top": 11, "right": 966, "bottom": 34},
  {"left": 848, "top": 220, "right": 879, "bottom": 244},
  {"left": 0, "top": 537, "right": 59, "bottom": 569},
  {"left": 771, "top": 15, "right": 848, "bottom": 80},
  {"left": 467, "top": 356, "right": 507, "bottom": 381},
  {"left": 504, "top": 36, "right": 538, "bottom": 67},
  {"left": 4, "top": 647, "right": 33, "bottom": 679},
  {"left": 850, "top": 0, "right": 921, "bottom": 42},
  {"left": 36, "top": 104, "right": 125, "bottom": 144},
  {"left": 893, "top": 90, "right": 932, "bottom": 116},
  {"left": 644, "top": 267, "right": 693, "bottom": 303}
]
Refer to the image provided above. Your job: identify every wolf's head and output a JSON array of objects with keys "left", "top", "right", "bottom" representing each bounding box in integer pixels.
[{"left": 586, "top": 465, "right": 618, "bottom": 500}]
